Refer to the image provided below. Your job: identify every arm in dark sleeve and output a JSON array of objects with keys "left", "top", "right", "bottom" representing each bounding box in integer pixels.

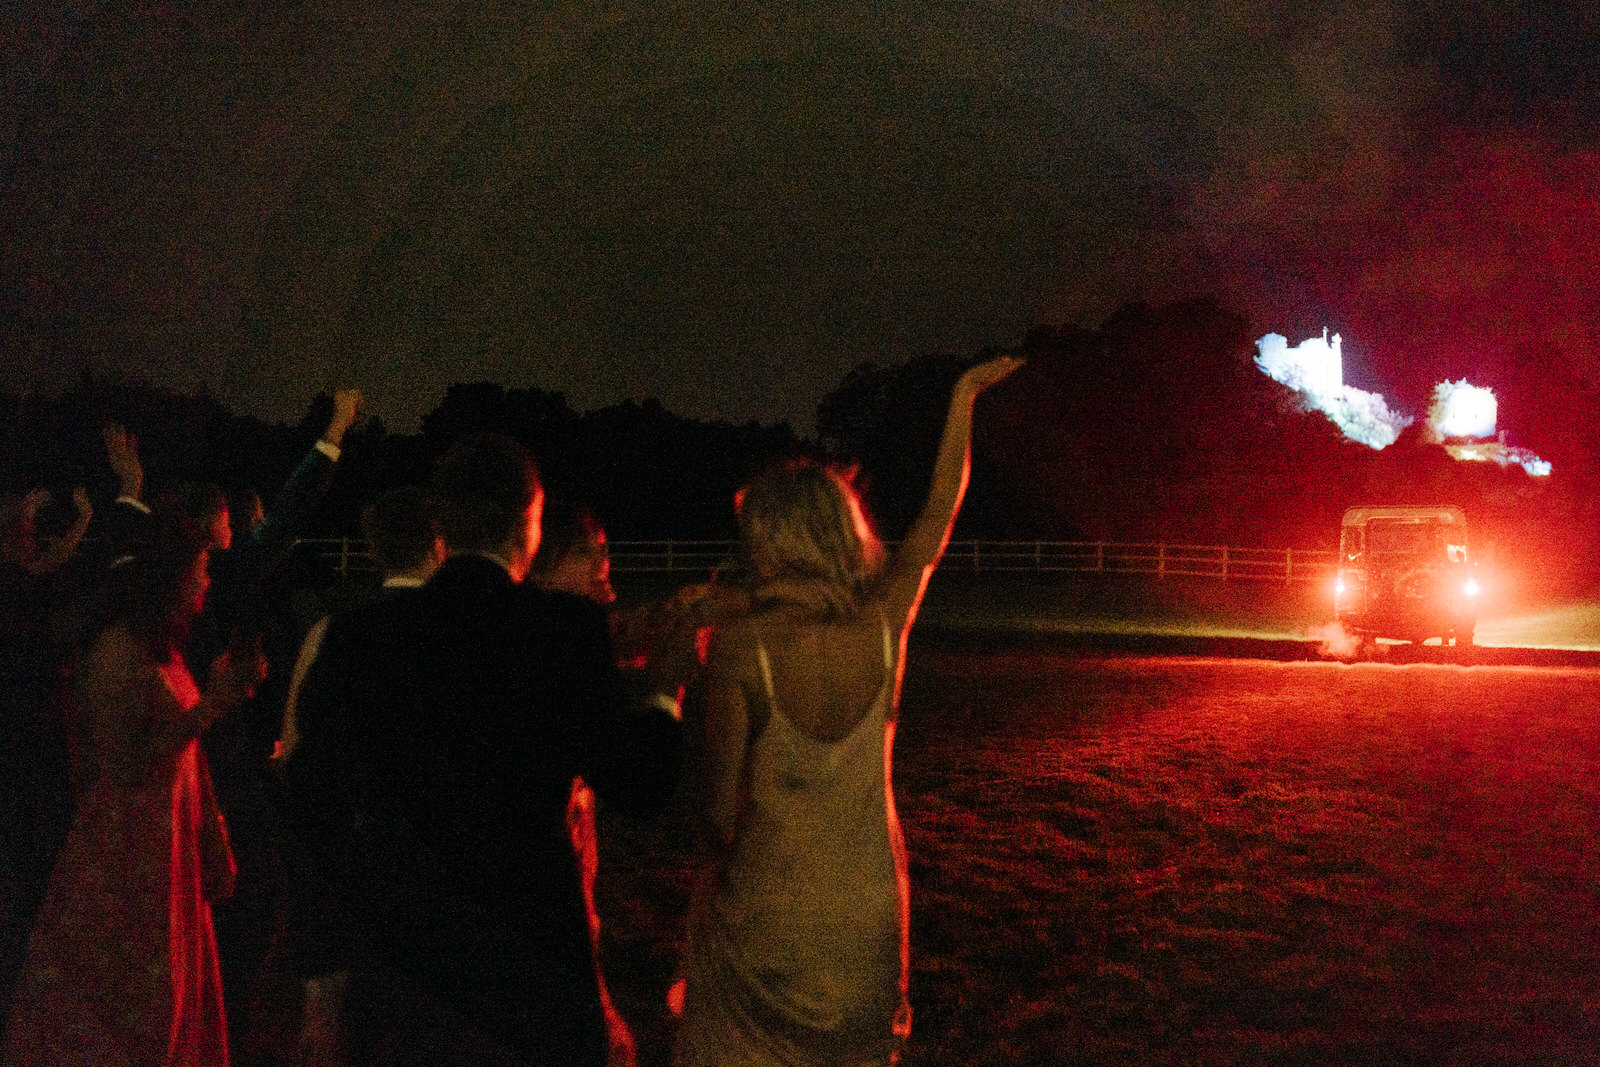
[
  {"left": 563, "top": 600, "right": 684, "bottom": 816},
  {"left": 238, "top": 445, "right": 337, "bottom": 582}
]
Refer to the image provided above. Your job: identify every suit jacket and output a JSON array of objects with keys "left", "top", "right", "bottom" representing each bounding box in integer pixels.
[{"left": 284, "top": 554, "right": 682, "bottom": 1065}]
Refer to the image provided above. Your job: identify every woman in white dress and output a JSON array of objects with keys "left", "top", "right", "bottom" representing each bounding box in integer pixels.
[{"left": 675, "top": 356, "right": 1021, "bottom": 1065}]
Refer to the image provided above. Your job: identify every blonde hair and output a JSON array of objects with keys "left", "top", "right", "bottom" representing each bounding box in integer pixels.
[{"left": 736, "top": 459, "right": 885, "bottom": 616}]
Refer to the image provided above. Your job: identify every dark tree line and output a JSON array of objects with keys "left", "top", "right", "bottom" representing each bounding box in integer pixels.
[
  {"left": 0, "top": 376, "right": 800, "bottom": 544},
  {"left": 4, "top": 297, "right": 1594, "bottom": 586}
]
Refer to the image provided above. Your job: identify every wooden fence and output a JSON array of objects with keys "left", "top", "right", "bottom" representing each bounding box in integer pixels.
[{"left": 293, "top": 538, "right": 1339, "bottom": 585}]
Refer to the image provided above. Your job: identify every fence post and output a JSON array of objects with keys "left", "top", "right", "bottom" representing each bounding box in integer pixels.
[
  {"left": 972, "top": 542, "right": 980, "bottom": 573},
  {"left": 1285, "top": 547, "right": 1292, "bottom": 585},
  {"left": 1221, "top": 544, "right": 1229, "bottom": 581},
  {"left": 339, "top": 537, "right": 349, "bottom": 582},
  {"left": 667, "top": 542, "right": 674, "bottom": 571},
  {"left": 1035, "top": 540, "right": 1042, "bottom": 571},
  {"left": 1096, "top": 542, "right": 1104, "bottom": 572},
  {"left": 1158, "top": 542, "right": 1166, "bottom": 579}
]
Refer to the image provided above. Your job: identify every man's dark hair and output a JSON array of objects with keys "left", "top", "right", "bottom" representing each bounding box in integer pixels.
[
  {"left": 431, "top": 434, "right": 540, "bottom": 554},
  {"left": 362, "top": 486, "right": 441, "bottom": 577},
  {"left": 171, "top": 482, "right": 229, "bottom": 539}
]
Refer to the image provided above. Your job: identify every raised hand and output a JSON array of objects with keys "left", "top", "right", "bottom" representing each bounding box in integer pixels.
[
  {"left": 103, "top": 424, "right": 144, "bottom": 501},
  {"left": 324, "top": 388, "right": 365, "bottom": 448},
  {"left": 955, "top": 355, "right": 1025, "bottom": 400},
  {"left": 22, "top": 488, "right": 50, "bottom": 524}
]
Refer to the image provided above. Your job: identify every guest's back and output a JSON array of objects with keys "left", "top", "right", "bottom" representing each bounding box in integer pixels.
[
  {"left": 683, "top": 604, "right": 906, "bottom": 1065},
  {"left": 285, "top": 435, "right": 688, "bottom": 1066},
  {"left": 345, "top": 555, "right": 676, "bottom": 919}
]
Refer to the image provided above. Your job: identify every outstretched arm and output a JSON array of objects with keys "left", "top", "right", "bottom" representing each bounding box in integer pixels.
[
  {"left": 103, "top": 424, "right": 145, "bottom": 505},
  {"left": 243, "top": 388, "right": 363, "bottom": 571},
  {"left": 881, "top": 356, "right": 1022, "bottom": 636},
  {"left": 96, "top": 426, "right": 156, "bottom": 565}
]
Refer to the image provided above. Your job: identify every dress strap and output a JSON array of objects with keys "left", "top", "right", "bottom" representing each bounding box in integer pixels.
[
  {"left": 879, "top": 613, "right": 893, "bottom": 672},
  {"left": 756, "top": 632, "right": 778, "bottom": 711}
]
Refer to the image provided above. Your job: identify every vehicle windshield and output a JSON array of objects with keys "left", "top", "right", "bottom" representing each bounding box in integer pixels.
[{"left": 1365, "top": 521, "right": 1448, "bottom": 557}]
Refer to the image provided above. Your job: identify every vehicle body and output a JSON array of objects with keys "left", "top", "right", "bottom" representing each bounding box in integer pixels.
[{"left": 1334, "top": 506, "right": 1479, "bottom": 647}]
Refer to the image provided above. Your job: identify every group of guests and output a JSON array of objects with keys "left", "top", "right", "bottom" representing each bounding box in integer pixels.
[{"left": 0, "top": 355, "right": 1019, "bottom": 1066}]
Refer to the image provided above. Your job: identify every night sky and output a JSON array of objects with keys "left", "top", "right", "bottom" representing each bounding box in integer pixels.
[{"left": 2, "top": 2, "right": 1597, "bottom": 440}]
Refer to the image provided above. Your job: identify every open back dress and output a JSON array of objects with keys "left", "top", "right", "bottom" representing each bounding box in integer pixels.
[{"left": 676, "top": 616, "right": 911, "bottom": 1066}]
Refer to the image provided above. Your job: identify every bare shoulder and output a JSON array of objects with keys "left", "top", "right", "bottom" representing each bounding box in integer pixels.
[
  {"left": 80, "top": 623, "right": 156, "bottom": 705},
  {"left": 87, "top": 623, "right": 143, "bottom": 673}
]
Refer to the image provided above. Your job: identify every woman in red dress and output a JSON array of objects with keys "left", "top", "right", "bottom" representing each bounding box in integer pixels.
[{"left": 3, "top": 522, "right": 262, "bottom": 1067}]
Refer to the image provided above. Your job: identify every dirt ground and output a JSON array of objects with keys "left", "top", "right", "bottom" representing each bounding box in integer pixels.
[{"left": 596, "top": 649, "right": 1600, "bottom": 1065}]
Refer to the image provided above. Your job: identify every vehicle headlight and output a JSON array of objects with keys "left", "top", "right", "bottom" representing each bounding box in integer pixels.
[{"left": 1464, "top": 577, "right": 1480, "bottom": 597}]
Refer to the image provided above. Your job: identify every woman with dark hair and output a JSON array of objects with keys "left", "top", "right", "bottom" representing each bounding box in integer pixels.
[
  {"left": 674, "top": 356, "right": 1021, "bottom": 1066},
  {"left": 3, "top": 518, "right": 265, "bottom": 1066}
]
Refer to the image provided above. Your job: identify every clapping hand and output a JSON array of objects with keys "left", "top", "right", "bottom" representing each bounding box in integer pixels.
[{"left": 21, "top": 488, "right": 50, "bottom": 525}]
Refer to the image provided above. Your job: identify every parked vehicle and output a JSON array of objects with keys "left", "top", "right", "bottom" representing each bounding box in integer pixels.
[{"left": 1334, "top": 506, "right": 1479, "bottom": 649}]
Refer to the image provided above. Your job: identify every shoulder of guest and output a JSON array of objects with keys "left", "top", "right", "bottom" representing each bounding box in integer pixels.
[
  {"left": 523, "top": 584, "right": 608, "bottom": 625},
  {"left": 434, "top": 552, "right": 516, "bottom": 585},
  {"left": 336, "top": 589, "right": 411, "bottom": 629},
  {"left": 87, "top": 621, "right": 147, "bottom": 673}
]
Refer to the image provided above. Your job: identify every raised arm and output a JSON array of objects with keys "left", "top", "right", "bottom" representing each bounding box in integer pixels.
[
  {"left": 242, "top": 388, "right": 363, "bottom": 570},
  {"left": 25, "top": 487, "right": 93, "bottom": 575},
  {"left": 95, "top": 426, "right": 157, "bottom": 566},
  {"left": 881, "top": 356, "right": 1022, "bottom": 636},
  {"left": 104, "top": 424, "right": 145, "bottom": 506}
]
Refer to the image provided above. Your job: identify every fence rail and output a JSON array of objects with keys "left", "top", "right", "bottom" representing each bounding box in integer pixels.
[{"left": 292, "top": 538, "right": 1338, "bottom": 585}]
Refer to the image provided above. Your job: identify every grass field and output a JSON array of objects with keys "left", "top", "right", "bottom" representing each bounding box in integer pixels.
[
  {"left": 908, "top": 571, "right": 1600, "bottom": 651},
  {"left": 596, "top": 648, "right": 1600, "bottom": 1065}
]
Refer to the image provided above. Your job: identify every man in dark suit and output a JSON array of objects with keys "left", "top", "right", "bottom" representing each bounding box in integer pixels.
[
  {"left": 269, "top": 484, "right": 446, "bottom": 1055},
  {"left": 284, "top": 434, "right": 686, "bottom": 1066}
]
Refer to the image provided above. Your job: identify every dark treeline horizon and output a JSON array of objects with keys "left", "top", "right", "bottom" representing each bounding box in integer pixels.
[{"left": 4, "top": 298, "right": 1593, "bottom": 588}]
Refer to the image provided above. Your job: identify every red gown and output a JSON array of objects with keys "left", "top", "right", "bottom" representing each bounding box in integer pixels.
[{"left": 3, "top": 628, "right": 230, "bottom": 1067}]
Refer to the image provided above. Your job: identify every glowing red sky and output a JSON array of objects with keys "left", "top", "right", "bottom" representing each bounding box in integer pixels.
[{"left": 2, "top": 2, "right": 1597, "bottom": 439}]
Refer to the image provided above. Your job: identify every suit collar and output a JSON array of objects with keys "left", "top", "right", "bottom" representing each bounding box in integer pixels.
[{"left": 435, "top": 553, "right": 518, "bottom": 590}]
